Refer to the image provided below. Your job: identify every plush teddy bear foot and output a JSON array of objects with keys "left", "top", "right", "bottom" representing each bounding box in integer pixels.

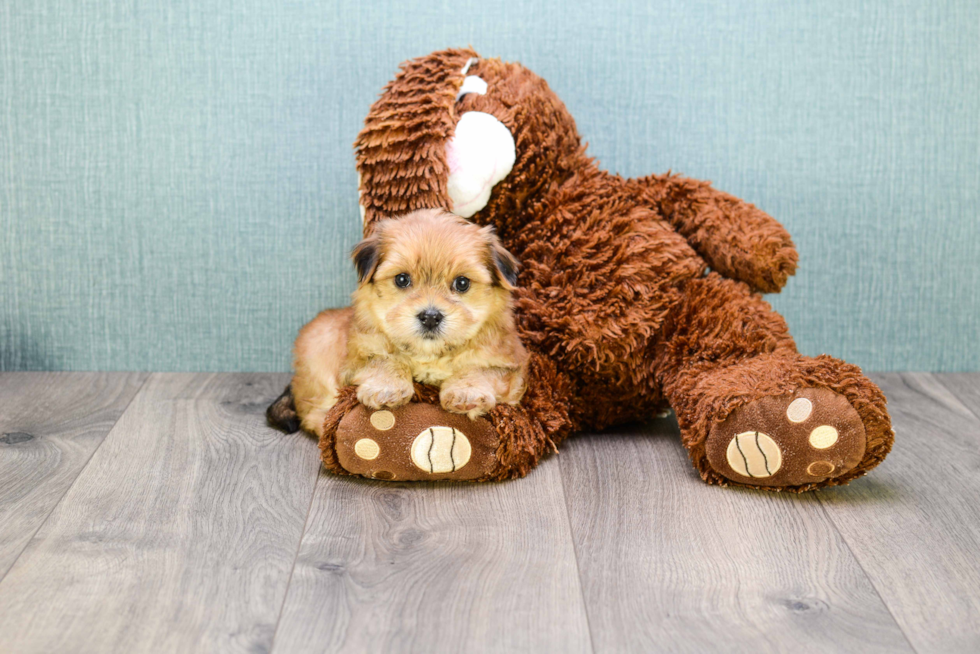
[
  {"left": 332, "top": 402, "right": 501, "bottom": 481},
  {"left": 704, "top": 388, "right": 867, "bottom": 489}
]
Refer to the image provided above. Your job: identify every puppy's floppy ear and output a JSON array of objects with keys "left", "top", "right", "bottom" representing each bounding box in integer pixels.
[
  {"left": 351, "top": 231, "right": 382, "bottom": 283},
  {"left": 482, "top": 225, "right": 520, "bottom": 289}
]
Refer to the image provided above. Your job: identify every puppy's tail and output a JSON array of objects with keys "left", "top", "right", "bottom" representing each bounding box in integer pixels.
[{"left": 266, "top": 384, "right": 301, "bottom": 434}]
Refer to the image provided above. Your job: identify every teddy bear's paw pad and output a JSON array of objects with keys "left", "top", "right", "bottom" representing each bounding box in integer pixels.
[
  {"left": 334, "top": 403, "right": 498, "bottom": 481},
  {"left": 705, "top": 388, "right": 866, "bottom": 488}
]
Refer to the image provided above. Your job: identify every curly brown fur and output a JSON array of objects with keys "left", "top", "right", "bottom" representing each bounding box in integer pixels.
[
  {"left": 653, "top": 274, "right": 891, "bottom": 491},
  {"left": 305, "top": 48, "right": 895, "bottom": 490}
]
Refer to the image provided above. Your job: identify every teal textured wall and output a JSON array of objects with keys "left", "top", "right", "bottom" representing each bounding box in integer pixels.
[{"left": 2, "top": 0, "right": 978, "bottom": 372}]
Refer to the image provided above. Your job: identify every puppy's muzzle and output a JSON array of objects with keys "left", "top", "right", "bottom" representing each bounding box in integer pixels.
[{"left": 417, "top": 308, "right": 444, "bottom": 333}]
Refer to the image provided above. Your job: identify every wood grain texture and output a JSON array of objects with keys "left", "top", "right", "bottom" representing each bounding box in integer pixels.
[
  {"left": 0, "top": 372, "right": 147, "bottom": 580},
  {"left": 3, "top": 372, "right": 979, "bottom": 653},
  {"left": 0, "top": 373, "right": 321, "bottom": 654},
  {"left": 272, "top": 459, "right": 593, "bottom": 654},
  {"left": 559, "top": 417, "right": 913, "bottom": 654},
  {"left": 818, "top": 373, "right": 980, "bottom": 653},
  {"left": 937, "top": 373, "right": 980, "bottom": 422}
]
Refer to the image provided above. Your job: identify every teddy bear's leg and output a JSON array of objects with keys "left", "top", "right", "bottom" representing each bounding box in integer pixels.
[
  {"left": 654, "top": 273, "right": 893, "bottom": 491},
  {"left": 317, "top": 353, "right": 577, "bottom": 482}
]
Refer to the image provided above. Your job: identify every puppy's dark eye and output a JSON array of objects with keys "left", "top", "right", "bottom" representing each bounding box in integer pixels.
[
  {"left": 394, "top": 273, "right": 411, "bottom": 288},
  {"left": 452, "top": 276, "right": 470, "bottom": 293}
]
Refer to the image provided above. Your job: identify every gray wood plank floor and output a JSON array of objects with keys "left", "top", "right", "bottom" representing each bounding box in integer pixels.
[
  {"left": 0, "top": 372, "right": 147, "bottom": 580},
  {"left": 0, "top": 372, "right": 977, "bottom": 653},
  {"left": 559, "top": 419, "right": 914, "bottom": 654},
  {"left": 0, "top": 373, "right": 320, "bottom": 653},
  {"left": 273, "top": 463, "right": 591, "bottom": 654}
]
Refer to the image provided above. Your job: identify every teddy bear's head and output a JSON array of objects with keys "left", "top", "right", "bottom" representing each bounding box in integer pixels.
[{"left": 355, "top": 48, "right": 588, "bottom": 236}]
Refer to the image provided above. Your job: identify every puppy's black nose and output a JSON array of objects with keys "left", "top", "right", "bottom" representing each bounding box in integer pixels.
[{"left": 417, "top": 308, "right": 444, "bottom": 331}]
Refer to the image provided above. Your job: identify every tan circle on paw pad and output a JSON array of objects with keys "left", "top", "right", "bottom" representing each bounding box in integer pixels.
[
  {"left": 411, "top": 426, "right": 471, "bottom": 474},
  {"left": 809, "top": 425, "right": 839, "bottom": 449},
  {"left": 786, "top": 398, "right": 813, "bottom": 423},
  {"left": 726, "top": 431, "right": 782, "bottom": 478},
  {"left": 807, "top": 461, "right": 835, "bottom": 476},
  {"left": 369, "top": 410, "right": 395, "bottom": 431},
  {"left": 354, "top": 438, "right": 380, "bottom": 460}
]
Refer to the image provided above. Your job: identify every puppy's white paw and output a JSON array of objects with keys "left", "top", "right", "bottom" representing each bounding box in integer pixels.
[
  {"left": 357, "top": 378, "right": 414, "bottom": 410},
  {"left": 440, "top": 384, "right": 497, "bottom": 419}
]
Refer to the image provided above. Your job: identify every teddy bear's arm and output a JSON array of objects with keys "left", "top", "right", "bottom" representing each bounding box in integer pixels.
[{"left": 637, "top": 173, "right": 798, "bottom": 293}]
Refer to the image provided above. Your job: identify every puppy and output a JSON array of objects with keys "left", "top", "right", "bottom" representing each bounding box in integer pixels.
[{"left": 289, "top": 208, "right": 528, "bottom": 436}]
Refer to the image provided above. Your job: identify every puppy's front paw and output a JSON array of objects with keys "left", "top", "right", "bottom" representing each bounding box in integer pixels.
[
  {"left": 440, "top": 384, "right": 497, "bottom": 419},
  {"left": 357, "top": 378, "right": 414, "bottom": 410}
]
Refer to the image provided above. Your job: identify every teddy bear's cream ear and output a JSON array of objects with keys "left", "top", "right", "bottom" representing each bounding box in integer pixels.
[{"left": 446, "top": 111, "right": 516, "bottom": 218}]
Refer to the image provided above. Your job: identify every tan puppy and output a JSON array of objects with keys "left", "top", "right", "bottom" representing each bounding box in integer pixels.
[{"left": 291, "top": 209, "right": 528, "bottom": 436}]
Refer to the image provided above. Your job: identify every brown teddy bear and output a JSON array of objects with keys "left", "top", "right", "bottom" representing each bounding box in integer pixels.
[{"left": 269, "top": 47, "right": 893, "bottom": 491}]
